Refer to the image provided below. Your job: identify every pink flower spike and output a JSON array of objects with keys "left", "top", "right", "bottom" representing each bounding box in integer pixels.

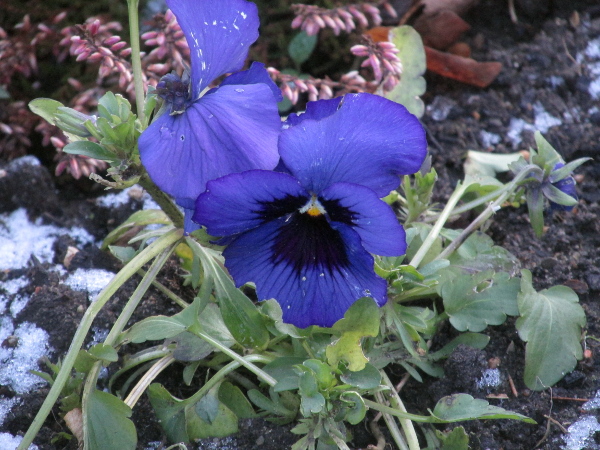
[
  {"left": 111, "top": 41, "right": 127, "bottom": 52},
  {"left": 291, "top": 15, "right": 304, "bottom": 29},
  {"left": 89, "top": 19, "right": 101, "bottom": 36},
  {"left": 103, "top": 35, "right": 121, "bottom": 46},
  {"left": 141, "top": 31, "right": 158, "bottom": 40}
]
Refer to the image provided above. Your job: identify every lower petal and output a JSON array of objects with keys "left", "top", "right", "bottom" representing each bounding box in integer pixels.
[{"left": 224, "top": 219, "right": 387, "bottom": 328}]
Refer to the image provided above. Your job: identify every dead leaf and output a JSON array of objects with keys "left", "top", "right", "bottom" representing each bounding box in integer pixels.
[
  {"left": 425, "top": 46, "right": 502, "bottom": 87},
  {"left": 413, "top": 10, "right": 470, "bottom": 50}
]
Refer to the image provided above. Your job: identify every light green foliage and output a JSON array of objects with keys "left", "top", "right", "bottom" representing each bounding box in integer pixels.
[
  {"left": 101, "top": 209, "right": 171, "bottom": 250},
  {"left": 385, "top": 26, "right": 426, "bottom": 117},
  {"left": 435, "top": 426, "right": 470, "bottom": 449},
  {"left": 85, "top": 390, "right": 137, "bottom": 450},
  {"left": 516, "top": 270, "right": 586, "bottom": 390},
  {"left": 325, "top": 298, "right": 380, "bottom": 371}
]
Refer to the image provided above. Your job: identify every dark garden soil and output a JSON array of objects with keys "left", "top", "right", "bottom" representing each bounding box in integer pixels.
[{"left": 2, "top": 0, "right": 600, "bottom": 448}]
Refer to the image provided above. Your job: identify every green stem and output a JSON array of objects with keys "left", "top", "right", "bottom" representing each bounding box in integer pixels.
[
  {"left": 127, "top": 0, "right": 145, "bottom": 123},
  {"left": 193, "top": 330, "right": 277, "bottom": 387},
  {"left": 364, "top": 399, "right": 436, "bottom": 423},
  {"left": 17, "top": 228, "right": 182, "bottom": 450},
  {"left": 186, "top": 354, "right": 275, "bottom": 405},
  {"left": 375, "top": 391, "right": 409, "bottom": 450},
  {"left": 436, "top": 166, "right": 539, "bottom": 261},
  {"left": 137, "top": 269, "right": 190, "bottom": 309},
  {"left": 81, "top": 242, "right": 176, "bottom": 446},
  {"left": 409, "top": 181, "right": 470, "bottom": 269},
  {"left": 139, "top": 174, "right": 184, "bottom": 229},
  {"left": 380, "top": 371, "right": 420, "bottom": 450}
]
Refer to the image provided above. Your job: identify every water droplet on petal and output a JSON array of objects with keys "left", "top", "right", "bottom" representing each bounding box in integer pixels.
[
  {"left": 319, "top": 273, "right": 325, "bottom": 277},
  {"left": 207, "top": 114, "right": 214, "bottom": 119},
  {"left": 301, "top": 276, "right": 307, "bottom": 282},
  {"left": 235, "top": 88, "right": 244, "bottom": 93}
]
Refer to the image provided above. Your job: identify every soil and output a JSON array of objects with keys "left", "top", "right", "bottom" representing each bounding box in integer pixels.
[{"left": 2, "top": 0, "right": 600, "bottom": 449}]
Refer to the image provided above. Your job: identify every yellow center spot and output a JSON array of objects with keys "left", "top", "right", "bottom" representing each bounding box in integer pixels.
[{"left": 306, "top": 204, "right": 323, "bottom": 217}]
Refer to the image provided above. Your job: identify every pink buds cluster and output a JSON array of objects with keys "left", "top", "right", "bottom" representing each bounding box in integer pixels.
[
  {"left": 291, "top": 2, "right": 396, "bottom": 36},
  {"left": 141, "top": 10, "right": 189, "bottom": 79},
  {"left": 351, "top": 39, "right": 402, "bottom": 92},
  {"left": 61, "top": 18, "right": 136, "bottom": 91},
  {"left": 267, "top": 67, "right": 368, "bottom": 105}
]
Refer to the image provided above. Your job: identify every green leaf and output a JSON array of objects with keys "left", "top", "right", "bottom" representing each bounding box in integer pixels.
[
  {"left": 339, "top": 363, "right": 381, "bottom": 389},
  {"left": 147, "top": 384, "right": 189, "bottom": 443},
  {"left": 526, "top": 187, "right": 545, "bottom": 237},
  {"left": 102, "top": 209, "right": 172, "bottom": 249},
  {"left": 431, "top": 394, "right": 535, "bottom": 423},
  {"left": 326, "top": 298, "right": 380, "bottom": 371},
  {"left": 169, "top": 332, "right": 213, "bottom": 362},
  {"left": 29, "top": 98, "right": 64, "bottom": 124},
  {"left": 298, "top": 370, "right": 326, "bottom": 416},
  {"left": 428, "top": 333, "right": 490, "bottom": 361},
  {"left": 107, "top": 245, "right": 136, "bottom": 264},
  {"left": 385, "top": 26, "right": 426, "bottom": 117},
  {"left": 186, "top": 238, "right": 270, "bottom": 349},
  {"left": 289, "top": 31, "right": 318, "bottom": 66},
  {"left": 534, "top": 131, "right": 561, "bottom": 168},
  {"left": 439, "top": 269, "right": 520, "bottom": 332},
  {"left": 187, "top": 395, "right": 239, "bottom": 439},
  {"left": 464, "top": 151, "right": 525, "bottom": 177},
  {"left": 448, "top": 231, "right": 520, "bottom": 275},
  {"left": 437, "top": 426, "right": 469, "bottom": 449},
  {"left": 85, "top": 389, "right": 137, "bottom": 450},
  {"left": 340, "top": 392, "right": 366, "bottom": 425},
  {"left": 516, "top": 270, "right": 586, "bottom": 390},
  {"left": 63, "top": 141, "right": 117, "bottom": 162},
  {"left": 219, "top": 382, "right": 256, "bottom": 419},
  {"left": 124, "top": 316, "right": 187, "bottom": 343},
  {"left": 88, "top": 343, "right": 118, "bottom": 363}
]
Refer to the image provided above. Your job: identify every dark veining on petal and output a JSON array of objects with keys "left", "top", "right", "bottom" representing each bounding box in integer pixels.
[
  {"left": 257, "top": 194, "right": 308, "bottom": 223},
  {"left": 270, "top": 212, "right": 349, "bottom": 275},
  {"left": 321, "top": 197, "right": 356, "bottom": 225}
]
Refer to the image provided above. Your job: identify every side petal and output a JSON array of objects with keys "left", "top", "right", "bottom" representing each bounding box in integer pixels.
[
  {"left": 285, "top": 97, "right": 342, "bottom": 127},
  {"left": 320, "top": 182, "right": 407, "bottom": 256},
  {"left": 167, "top": 0, "right": 259, "bottom": 98},
  {"left": 194, "top": 170, "right": 308, "bottom": 236},
  {"left": 220, "top": 62, "right": 282, "bottom": 102},
  {"left": 279, "top": 93, "right": 427, "bottom": 197},
  {"left": 223, "top": 217, "right": 387, "bottom": 328},
  {"left": 139, "top": 83, "right": 281, "bottom": 203}
]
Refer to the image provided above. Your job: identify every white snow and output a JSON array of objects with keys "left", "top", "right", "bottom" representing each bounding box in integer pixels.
[
  {"left": 562, "top": 415, "right": 600, "bottom": 450},
  {"left": 0, "top": 208, "right": 95, "bottom": 271},
  {"left": 476, "top": 368, "right": 501, "bottom": 390},
  {"left": 64, "top": 268, "right": 116, "bottom": 299},
  {"left": 507, "top": 102, "right": 562, "bottom": 147},
  {"left": 0, "top": 433, "right": 39, "bottom": 450},
  {"left": 577, "top": 37, "right": 600, "bottom": 99}
]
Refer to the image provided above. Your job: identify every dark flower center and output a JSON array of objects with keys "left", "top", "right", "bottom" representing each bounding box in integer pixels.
[
  {"left": 156, "top": 72, "right": 191, "bottom": 115},
  {"left": 258, "top": 195, "right": 356, "bottom": 275}
]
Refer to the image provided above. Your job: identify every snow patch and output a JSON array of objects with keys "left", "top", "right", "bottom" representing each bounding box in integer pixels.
[
  {"left": 0, "top": 322, "right": 52, "bottom": 394},
  {"left": 476, "top": 368, "right": 501, "bottom": 390},
  {"left": 64, "top": 268, "right": 115, "bottom": 299},
  {"left": 562, "top": 415, "right": 600, "bottom": 450},
  {"left": 0, "top": 432, "right": 39, "bottom": 450},
  {"left": 0, "top": 208, "right": 95, "bottom": 271},
  {"left": 508, "top": 102, "right": 562, "bottom": 147}
]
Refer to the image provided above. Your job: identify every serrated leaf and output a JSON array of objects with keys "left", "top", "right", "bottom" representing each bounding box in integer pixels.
[
  {"left": 326, "top": 298, "right": 380, "bottom": 371},
  {"left": 437, "top": 426, "right": 469, "bottom": 449},
  {"left": 385, "top": 26, "right": 426, "bottom": 117},
  {"left": 439, "top": 269, "right": 520, "bottom": 332},
  {"left": 431, "top": 394, "right": 535, "bottom": 423},
  {"left": 85, "top": 389, "right": 137, "bottom": 450},
  {"left": 289, "top": 31, "right": 318, "bottom": 66},
  {"left": 29, "top": 98, "right": 64, "bottom": 124},
  {"left": 63, "top": 141, "right": 117, "bottom": 162},
  {"left": 516, "top": 270, "right": 585, "bottom": 390}
]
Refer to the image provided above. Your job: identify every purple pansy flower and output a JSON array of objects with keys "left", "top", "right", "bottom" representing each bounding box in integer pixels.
[
  {"left": 138, "top": 0, "right": 282, "bottom": 215},
  {"left": 193, "top": 93, "right": 427, "bottom": 328}
]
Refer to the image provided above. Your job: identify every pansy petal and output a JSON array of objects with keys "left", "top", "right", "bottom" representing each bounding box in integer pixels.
[
  {"left": 320, "top": 182, "right": 406, "bottom": 256},
  {"left": 220, "top": 62, "right": 282, "bottom": 101},
  {"left": 224, "top": 217, "right": 387, "bottom": 328},
  {"left": 167, "top": 0, "right": 259, "bottom": 98},
  {"left": 285, "top": 97, "right": 342, "bottom": 126},
  {"left": 279, "top": 93, "right": 427, "bottom": 197},
  {"left": 139, "top": 83, "right": 281, "bottom": 203},
  {"left": 194, "top": 170, "right": 308, "bottom": 236}
]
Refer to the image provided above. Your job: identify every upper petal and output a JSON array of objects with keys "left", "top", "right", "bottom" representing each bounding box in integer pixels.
[
  {"left": 223, "top": 219, "right": 387, "bottom": 328},
  {"left": 279, "top": 93, "right": 427, "bottom": 197},
  {"left": 167, "top": 0, "right": 259, "bottom": 98},
  {"left": 320, "top": 182, "right": 407, "bottom": 256},
  {"left": 194, "top": 170, "right": 309, "bottom": 236},
  {"left": 139, "top": 83, "right": 281, "bottom": 203},
  {"left": 285, "top": 97, "right": 342, "bottom": 127}
]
